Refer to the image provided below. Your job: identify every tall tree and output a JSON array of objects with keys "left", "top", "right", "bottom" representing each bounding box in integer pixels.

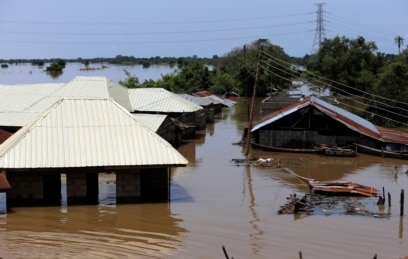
[
  {"left": 394, "top": 35, "right": 405, "bottom": 54},
  {"left": 214, "top": 38, "right": 290, "bottom": 97},
  {"left": 366, "top": 61, "right": 408, "bottom": 126},
  {"left": 307, "top": 36, "right": 379, "bottom": 95}
]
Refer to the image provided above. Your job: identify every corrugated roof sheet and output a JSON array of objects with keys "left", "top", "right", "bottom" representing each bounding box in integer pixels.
[
  {"left": 192, "top": 91, "right": 237, "bottom": 107},
  {"left": 128, "top": 88, "right": 203, "bottom": 113},
  {"left": 54, "top": 76, "right": 132, "bottom": 111},
  {"left": 0, "top": 83, "right": 64, "bottom": 127},
  {"left": 132, "top": 113, "right": 167, "bottom": 132},
  {"left": 0, "top": 98, "right": 188, "bottom": 169},
  {"left": 178, "top": 94, "right": 214, "bottom": 107},
  {"left": 0, "top": 76, "right": 132, "bottom": 127},
  {"left": 376, "top": 126, "right": 408, "bottom": 145},
  {"left": 252, "top": 95, "right": 388, "bottom": 142}
]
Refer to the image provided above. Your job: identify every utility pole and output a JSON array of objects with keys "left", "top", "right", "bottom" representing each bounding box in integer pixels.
[
  {"left": 244, "top": 47, "right": 262, "bottom": 156},
  {"left": 311, "top": 3, "right": 326, "bottom": 54}
]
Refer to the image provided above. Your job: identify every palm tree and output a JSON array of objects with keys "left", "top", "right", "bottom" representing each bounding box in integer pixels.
[{"left": 394, "top": 35, "right": 405, "bottom": 54}]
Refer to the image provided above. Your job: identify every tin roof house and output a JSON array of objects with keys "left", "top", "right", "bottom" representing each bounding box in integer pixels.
[
  {"left": 0, "top": 77, "right": 191, "bottom": 208},
  {"left": 128, "top": 88, "right": 206, "bottom": 141},
  {"left": 0, "top": 98, "right": 188, "bottom": 206},
  {"left": 249, "top": 95, "right": 408, "bottom": 158}
]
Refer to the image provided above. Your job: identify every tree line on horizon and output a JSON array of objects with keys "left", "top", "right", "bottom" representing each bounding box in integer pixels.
[{"left": 1, "top": 35, "right": 406, "bottom": 127}]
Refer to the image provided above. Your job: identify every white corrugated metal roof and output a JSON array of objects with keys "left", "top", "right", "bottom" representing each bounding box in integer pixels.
[
  {"left": 0, "top": 98, "right": 188, "bottom": 169},
  {"left": 0, "top": 83, "right": 64, "bottom": 112},
  {"left": 132, "top": 113, "right": 167, "bottom": 132},
  {"left": 0, "top": 83, "right": 64, "bottom": 127},
  {"left": 178, "top": 94, "right": 214, "bottom": 107},
  {"left": 128, "top": 88, "right": 203, "bottom": 113},
  {"left": 0, "top": 76, "right": 132, "bottom": 127},
  {"left": 54, "top": 76, "right": 132, "bottom": 111}
]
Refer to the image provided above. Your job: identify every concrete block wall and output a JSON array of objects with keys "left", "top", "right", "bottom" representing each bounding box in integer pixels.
[
  {"left": 116, "top": 170, "right": 141, "bottom": 203},
  {"left": 6, "top": 173, "right": 43, "bottom": 201}
]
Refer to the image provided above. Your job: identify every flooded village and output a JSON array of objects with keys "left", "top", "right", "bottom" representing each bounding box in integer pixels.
[{"left": 0, "top": 77, "right": 407, "bottom": 258}]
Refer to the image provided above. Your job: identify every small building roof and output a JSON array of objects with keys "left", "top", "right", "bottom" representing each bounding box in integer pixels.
[
  {"left": 177, "top": 94, "right": 214, "bottom": 107},
  {"left": 128, "top": 88, "right": 203, "bottom": 113},
  {"left": 0, "top": 98, "right": 188, "bottom": 169},
  {"left": 251, "top": 95, "right": 408, "bottom": 144},
  {"left": 192, "top": 91, "right": 237, "bottom": 107}
]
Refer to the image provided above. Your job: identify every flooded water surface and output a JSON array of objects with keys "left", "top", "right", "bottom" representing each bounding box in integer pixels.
[{"left": 0, "top": 94, "right": 408, "bottom": 258}]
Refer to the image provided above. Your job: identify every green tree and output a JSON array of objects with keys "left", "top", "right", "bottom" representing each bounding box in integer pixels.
[
  {"left": 214, "top": 38, "right": 290, "bottom": 97},
  {"left": 366, "top": 60, "right": 408, "bottom": 126},
  {"left": 119, "top": 69, "right": 140, "bottom": 88},
  {"left": 307, "top": 36, "right": 379, "bottom": 95}
]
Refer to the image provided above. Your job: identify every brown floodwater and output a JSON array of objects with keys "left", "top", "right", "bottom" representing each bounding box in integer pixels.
[{"left": 1, "top": 98, "right": 408, "bottom": 259}]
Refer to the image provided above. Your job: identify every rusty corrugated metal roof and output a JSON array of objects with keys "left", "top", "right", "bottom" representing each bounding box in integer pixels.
[
  {"left": 0, "top": 173, "right": 11, "bottom": 192},
  {"left": 0, "top": 129, "right": 12, "bottom": 144},
  {"left": 252, "top": 95, "right": 408, "bottom": 145},
  {"left": 376, "top": 126, "right": 408, "bottom": 145}
]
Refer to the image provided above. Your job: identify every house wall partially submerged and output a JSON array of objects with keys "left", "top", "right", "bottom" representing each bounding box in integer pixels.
[
  {"left": 255, "top": 106, "right": 359, "bottom": 149},
  {"left": 258, "top": 129, "right": 358, "bottom": 149},
  {"left": 5, "top": 168, "right": 170, "bottom": 207}
]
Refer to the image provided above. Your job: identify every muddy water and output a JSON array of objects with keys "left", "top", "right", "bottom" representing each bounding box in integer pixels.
[{"left": 1, "top": 99, "right": 408, "bottom": 258}]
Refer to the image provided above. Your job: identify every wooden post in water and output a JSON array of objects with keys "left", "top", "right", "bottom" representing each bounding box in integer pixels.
[
  {"left": 383, "top": 186, "right": 385, "bottom": 204},
  {"left": 388, "top": 192, "right": 391, "bottom": 207},
  {"left": 222, "top": 245, "right": 230, "bottom": 259},
  {"left": 244, "top": 46, "right": 263, "bottom": 156},
  {"left": 400, "top": 189, "right": 404, "bottom": 216}
]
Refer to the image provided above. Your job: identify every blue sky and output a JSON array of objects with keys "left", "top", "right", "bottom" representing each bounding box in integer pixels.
[{"left": 1, "top": 0, "right": 407, "bottom": 59}]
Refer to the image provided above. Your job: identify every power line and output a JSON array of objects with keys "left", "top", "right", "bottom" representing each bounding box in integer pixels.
[{"left": 259, "top": 50, "right": 408, "bottom": 125}]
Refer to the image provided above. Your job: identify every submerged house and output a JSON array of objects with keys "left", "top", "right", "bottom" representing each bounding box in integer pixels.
[
  {"left": 250, "top": 95, "right": 408, "bottom": 157},
  {"left": 181, "top": 91, "right": 237, "bottom": 123},
  {"left": 0, "top": 98, "right": 188, "bottom": 207},
  {"left": 128, "top": 88, "right": 205, "bottom": 140}
]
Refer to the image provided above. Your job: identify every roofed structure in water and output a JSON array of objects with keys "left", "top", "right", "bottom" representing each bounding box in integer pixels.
[
  {"left": 0, "top": 98, "right": 188, "bottom": 169},
  {"left": 128, "top": 88, "right": 203, "bottom": 113},
  {"left": 192, "top": 90, "right": 237, "bottom": 107},
  {"left": 252, "top": 95, "right": 408, "bottom": 145},
  {"left": 0, "top": 76, "right": 132, "bottom": 128},
  {"left": 250, "top": 95, "right": 408, "bottom": 155}
]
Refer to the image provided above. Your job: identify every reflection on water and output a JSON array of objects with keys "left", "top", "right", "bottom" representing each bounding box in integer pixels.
[
  {"left": 0, "top": 99, "right": 408, "bottom": 258},
  {"left": 1, "top": 203, "right": 186, "bottom": 258}
]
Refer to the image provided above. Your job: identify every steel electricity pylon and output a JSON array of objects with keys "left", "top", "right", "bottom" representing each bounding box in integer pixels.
[{"left": 311, "top": 3, "right": 326, "bottom": 54}]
